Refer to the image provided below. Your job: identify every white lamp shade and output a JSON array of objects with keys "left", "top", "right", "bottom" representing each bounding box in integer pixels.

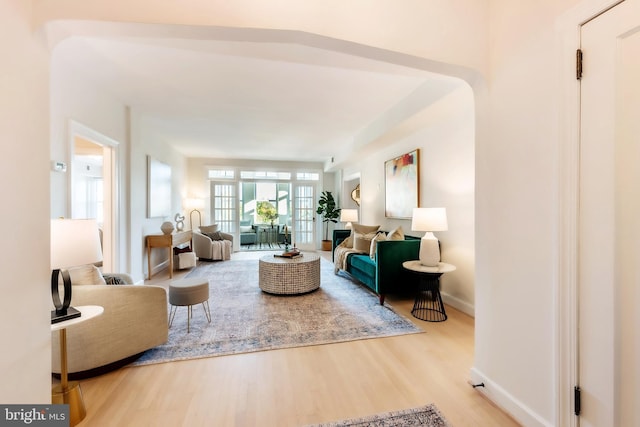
[
  {"left": 411, "top": 208, "right": 447, "bottom": 267},
  {"left": 184, "top": 198, "right": 205, "bottom": 211},
  {"left": 340, "top": 209, "right": 359, "bottom": 223},
  {"left": 411, "top": 207, "right": 448, "bottom": 232},
  {"left": 51, "top": 219, "right": 103, "bottom": 269}
]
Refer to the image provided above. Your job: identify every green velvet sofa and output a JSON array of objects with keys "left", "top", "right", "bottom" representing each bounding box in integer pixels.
[{"left": 332, "top": 229, "right": 420, "bottom": 305}]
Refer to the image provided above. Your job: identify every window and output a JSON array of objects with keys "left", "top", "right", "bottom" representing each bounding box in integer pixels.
[
  {"left": 240, "top": 171, "right": 291, "bottom": 180},
  {"left": 208, "top": 169, "right": 235, "bottom": 179},
  {"left": 241, "top": 182, "right": 292, "bottom": 226},
  {"left": 296, "top": 172, "right": 320, "bottom": 181}
]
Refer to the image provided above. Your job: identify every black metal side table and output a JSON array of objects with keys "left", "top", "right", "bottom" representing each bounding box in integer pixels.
[{"left": 402, "top": 261, "right": 456, "bottom": 322}]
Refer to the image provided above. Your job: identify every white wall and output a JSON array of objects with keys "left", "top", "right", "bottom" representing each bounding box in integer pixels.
[
  {"left": 50, "top": 47, "right": 187, "bottom": 282},
  {"left": 130, "top": 109, "right": 187, "bottom": 281},
  {"left": 343, "top": 84, "right": 476, "bottom": 315},
  {"left": 49, "top": 42, "right": 131, "bottom": 272},
  {"left": 470, "top": 1, "right": 583, "bottom": 425},
  {"left": 0, "top": 0, "right": 51, "bottom": 403}
]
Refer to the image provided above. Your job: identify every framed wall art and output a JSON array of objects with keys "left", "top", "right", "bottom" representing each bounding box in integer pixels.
[
  {"left": 384, "top": 149, "right": 419, "bottom": 219},
  {"left": 147, "top": 156, "right": 172, "bottom": 218}
]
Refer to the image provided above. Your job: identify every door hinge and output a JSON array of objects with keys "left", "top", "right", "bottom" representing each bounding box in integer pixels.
[
  {"left": 574, "top": 386, "right": 581, "bottom": 416},
  {"left": 576, "top": 49, "right": 583, "bottom": 80}
]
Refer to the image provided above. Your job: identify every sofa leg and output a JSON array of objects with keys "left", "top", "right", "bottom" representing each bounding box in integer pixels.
[{"left": 379, "top": 294, "right": 385, "bottom": 305}]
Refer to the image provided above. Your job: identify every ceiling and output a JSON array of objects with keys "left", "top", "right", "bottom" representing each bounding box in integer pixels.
[{"left": 51, "top": 28, "right": 463, "bottom": 169}]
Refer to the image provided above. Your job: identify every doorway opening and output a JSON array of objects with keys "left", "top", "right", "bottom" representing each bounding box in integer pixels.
[{"left": 69, "top": 121, "right": 119, "bottom": 272}]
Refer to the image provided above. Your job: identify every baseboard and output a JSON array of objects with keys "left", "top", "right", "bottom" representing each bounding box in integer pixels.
[
  {"left": 441, "top": 292, "right": 474, "bottom": 317},
  {"left": 150, "top": 260, "right": 169, "bottom": 278},
  {"left": 469, "top": 367, "right": 553, "bottom": 427}
]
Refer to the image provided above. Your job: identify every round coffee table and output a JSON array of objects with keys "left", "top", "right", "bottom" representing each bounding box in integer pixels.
[{"left": 259, "top": 253, "right": 321, "bottom": 295}]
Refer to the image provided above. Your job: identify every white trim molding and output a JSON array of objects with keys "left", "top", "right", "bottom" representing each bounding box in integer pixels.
[
  {"left": 470, "top": 368, "right": 554, "bottom": 427},
  {"left": 555, "top": 1, "right": 624, "bottom": 426}
]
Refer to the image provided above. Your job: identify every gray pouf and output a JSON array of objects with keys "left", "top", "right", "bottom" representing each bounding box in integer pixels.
[{"left": 168, "top": 277, "right": 211, "bottom": 332}]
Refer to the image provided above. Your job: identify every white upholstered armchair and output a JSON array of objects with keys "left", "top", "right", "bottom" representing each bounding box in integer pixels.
[
  {"left": 51, "top": 265, "right": 168, "bottom": 377},
  {"left": 192, "top": 224, "right": 233, "bottom": 261}
]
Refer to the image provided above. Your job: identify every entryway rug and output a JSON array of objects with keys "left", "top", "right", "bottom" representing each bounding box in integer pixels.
[
  {"left": 132, "top": 254, "right": 422, "bottom": 366},
  {"left": 306, "top": 404, "right": 451, "bottom": 426}
]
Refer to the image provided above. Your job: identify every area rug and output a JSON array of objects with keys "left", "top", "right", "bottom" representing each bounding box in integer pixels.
[
  {"left": 132, "top": 255, "right": 422, "bottom": 366},
  {"left": 306, "top": 404, "right": 451, "bottom": 426}
]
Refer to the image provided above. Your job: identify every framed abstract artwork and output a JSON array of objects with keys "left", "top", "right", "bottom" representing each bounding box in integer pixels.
[
  {"left": 384, "top": 149, "right": 419, "bottom": 218},
  {"left": 147, "top": 156, "right": 172, "bottom": 218}
]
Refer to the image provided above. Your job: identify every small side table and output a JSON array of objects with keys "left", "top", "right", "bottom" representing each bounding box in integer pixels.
[
  {"left": 402, "top": 261, "right": 456, "bottom": 322},
  {"left": 51, "top": 305, "right": 104, "bottom": 426},
  {"left": 257, "top": 225, "right": 279, "bottom": 249}
]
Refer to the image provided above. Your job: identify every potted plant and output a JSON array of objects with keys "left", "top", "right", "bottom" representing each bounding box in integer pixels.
[
  {"left": 316, "top": 191, "right": 341, "bottom": 251},
  {"left": 256, "top": 201, "right": 279, "bottom": 226}
]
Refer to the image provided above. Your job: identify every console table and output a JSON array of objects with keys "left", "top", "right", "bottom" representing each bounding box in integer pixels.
[{"left": 146, "top": 230, "right": 192, "bottom": 279}]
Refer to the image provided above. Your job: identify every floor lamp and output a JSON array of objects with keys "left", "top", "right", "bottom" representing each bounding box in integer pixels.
[{"left": 185, "top": 198, "right": 205, "bottom": 230}]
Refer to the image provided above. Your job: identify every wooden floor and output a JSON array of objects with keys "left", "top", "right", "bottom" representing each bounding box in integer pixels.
[{"left": 73, "top": 251, "right": 520, "bottom": 427}]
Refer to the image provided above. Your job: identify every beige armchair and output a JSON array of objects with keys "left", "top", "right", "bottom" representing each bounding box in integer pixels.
[
  {"left": 51, "top": 265, "right": 168, "bottom": 377},
  {"left": 193, "top": 224, "right": 233, "bottom": 261}
]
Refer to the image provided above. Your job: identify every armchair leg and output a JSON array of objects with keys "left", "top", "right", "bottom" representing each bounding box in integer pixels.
[{"left": 379, "top": 294, "right": 386, "bottom": 305}]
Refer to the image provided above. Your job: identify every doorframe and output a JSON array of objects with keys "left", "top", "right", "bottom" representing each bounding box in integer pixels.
[
  {"left": 68, "top": 119, "right": 121, "bottom": 271},
  {"left": 556, "top": 1, "right": 624, "bottom": 426}
]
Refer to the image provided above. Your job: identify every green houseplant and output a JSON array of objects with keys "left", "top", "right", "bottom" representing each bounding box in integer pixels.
[
  {"left": 256, "top": 201, "right": 279, "bottom": 226},
  {"left": 316, "top": 191, "right": 341, "bottom": 250}
]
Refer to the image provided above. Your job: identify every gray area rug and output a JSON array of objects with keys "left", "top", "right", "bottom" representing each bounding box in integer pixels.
[
  {"left": 306, "top": 404, "right": 451, "bottom": 426},
  {"left": 132, "top": 255, "right": 422, "bottom": 366}
]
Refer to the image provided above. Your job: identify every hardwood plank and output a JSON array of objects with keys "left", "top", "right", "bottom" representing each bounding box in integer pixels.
[{"left": 74, "top": 252, "right": 520, "bottom": 426}]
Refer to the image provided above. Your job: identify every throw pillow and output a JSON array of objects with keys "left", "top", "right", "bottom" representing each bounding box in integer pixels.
[
  {"left": 204, "top": 231, "right": 224, "bottom": 241},
  {"left": 103, "top": 274, "right": 127, "bottom": 285},
  {"left": 199, "top": 224, "right": 219, "bottom": 234},
  {"left": 239, "top": 225, "right": 253, "bottom": 233},
  {"left": 351, "top": 223, "right": 381, "bottom": 236},
  {"left": 370, "top": 232, "right": 387, "bottom": 259},
  {"left": 67, "top": 265, "right": 107, "bottom": 286},
  {"left": 386, "top": 226, "right": 405, "bottom": 241},
  {"left": 354, "top": 231, "right": 378, "bottom": 252}
]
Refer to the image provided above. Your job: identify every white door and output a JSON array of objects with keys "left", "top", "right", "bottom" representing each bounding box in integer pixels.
[
  {"left": 293, "top": 184, "right": 316, "bottom": 250},
  {"left": 210, "top": 182, "right": 237, "bottom": 234},
  {"left": 579, "top": 1, "right": 640, "bottom": 425}
]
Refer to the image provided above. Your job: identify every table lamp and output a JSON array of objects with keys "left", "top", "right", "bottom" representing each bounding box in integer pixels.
[
  {"left": 411, "top": 207, "right": 448, "bottom": 267},
  {"left": 51, "top": 219, "right": 103, "bottom": 324},
  {"left": 340, "top": 209, "right": 359, "bottom": 229}
]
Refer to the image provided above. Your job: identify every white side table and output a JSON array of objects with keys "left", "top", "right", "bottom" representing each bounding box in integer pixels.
[
  {"left": 402, "top": 261, "right": 456, "bottom": 322},
  {"left": 51, "top": 305, "right": 103, "bottom": 426}
]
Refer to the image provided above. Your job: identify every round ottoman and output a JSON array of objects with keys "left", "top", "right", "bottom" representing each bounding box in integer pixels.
[
  {"left": 259, "top": 253, "right": 321, "bottom": 295},
  {"left": 169, "top": 277, "right": 211, "bottom": 333}
]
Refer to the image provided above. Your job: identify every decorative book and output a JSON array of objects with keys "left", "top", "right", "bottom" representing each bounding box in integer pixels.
[{"left": 275, "top": 249, "right": 302, "bottom": 259}]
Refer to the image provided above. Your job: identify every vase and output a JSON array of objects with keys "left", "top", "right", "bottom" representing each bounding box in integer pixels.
[{"left": 161, "top": 221, "right": 175, "bottom": 235}]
